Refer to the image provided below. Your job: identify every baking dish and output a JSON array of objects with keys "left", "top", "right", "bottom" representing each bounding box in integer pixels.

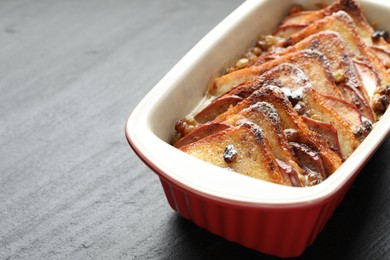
[{"left": 126, "top": 0, "right": 390, "bottom": 257}]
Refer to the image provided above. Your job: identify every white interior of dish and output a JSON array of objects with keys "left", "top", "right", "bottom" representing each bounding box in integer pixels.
[{"left": 127, "top": 0, "right": 390, "bottom": 207}]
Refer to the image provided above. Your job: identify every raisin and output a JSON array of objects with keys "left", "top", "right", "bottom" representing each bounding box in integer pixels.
[
  {"left": 223, "top": 144, "right": 237, "bottom": 163},
  {"left": 293, "top": 101, "right": 306, "bottom": 115},
  {"left": 354, "top": 126, "right": 364, "bottom": 138},
  {"left": 380, "top": 95, "right": 389, "bottom": 108},
  {"left": 372, "top": 30, "right": 389, "bottom": 42},
  {"left": 380, "top": 85, "right": 390, "bottom": 95},
  {"left": 362, "top": 118, "right": 373, "bottom": 133}
]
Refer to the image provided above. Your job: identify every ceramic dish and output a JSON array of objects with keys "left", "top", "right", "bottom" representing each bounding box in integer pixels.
[{"left": 126, "top": 0, "right": 390, "bottom": 257}]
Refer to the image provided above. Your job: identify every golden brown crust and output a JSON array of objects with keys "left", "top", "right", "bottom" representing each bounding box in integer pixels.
[
  {"left": 326, "top": 0, "right": 376, "bottom": 44},
  {"left": 180, "top": 123, "right": 287, "bottom": 185},
  {"left": 251, "top": 32, "right": 374, "bottom": 119},
  {"left": 223, "top": 102, "right": 306, "bottom": 185},
  {"left": 211, "top": 50, "right": 341, "bottom": 98},
  {"left": 275, "top": 0, "right": 375, "bottom": 44}
]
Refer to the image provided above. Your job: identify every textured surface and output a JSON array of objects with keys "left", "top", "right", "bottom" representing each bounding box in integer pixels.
[{"left": 0, "top": 0, "right": 389, "bottom": 259}]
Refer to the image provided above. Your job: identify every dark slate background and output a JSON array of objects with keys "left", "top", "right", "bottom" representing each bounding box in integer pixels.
[{"left": 0, "top": 0, "right": 389, "bottom": 259}]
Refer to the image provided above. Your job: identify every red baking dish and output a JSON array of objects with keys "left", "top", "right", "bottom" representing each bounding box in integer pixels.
[{"left": 126, "top": 0, "right": 390, "bottom": 257}]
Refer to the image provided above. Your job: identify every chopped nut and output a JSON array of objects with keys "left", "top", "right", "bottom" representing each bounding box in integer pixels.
[
  {"left": 354, "top": 54, "right": 365, "bottom": 61},
  {"left": 235, "top": 58, "right": 249, "bottom": 69},
  {"left": 311, "top": 114, "right": 322, "bottom": 121},
  {"left": 333, "top": 69, "right": 345, "bottom": 83},
  {"left": 175, "top": 117, "right": 197, "bottom": 136},
  {"left": 244, "top": 51, "right": 257, "bottom": 60},
  {"left": 251, "top": 47, "right": 262, "bottom": 56},
  {"left": 257, "top": 35, "right": 278, "bottom": 51},
  {"left": 372, "top": 94, "right": 388, "bottom": 114}
]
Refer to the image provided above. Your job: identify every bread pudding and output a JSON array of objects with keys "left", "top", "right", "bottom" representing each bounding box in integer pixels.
[{"left": 172, "top": 0, "right": 390, "bottom": 187}]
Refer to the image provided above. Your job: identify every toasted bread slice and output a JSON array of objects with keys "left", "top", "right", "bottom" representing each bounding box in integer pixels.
[
  {"left": 278, "top": 3, "right": 390, "bottom": 69},
  {"left": 325, "top": 0, "right": 378, "bottom": 45},
  {"left": 211, "top": 50, "right": 341, "bottom": 98},
  {"left": 180, "top": 122, "right": 288, "bottom": 185},
  {"left": 181, "top": 100, "right": 306, "bottom": 186},
  {"left": 252, "top": 32, "right": 374, "bottom": 117},
  {"left": 222, "top": 102, "right": 306, "bottom": 185},
  {"left": 256, "top": 32, "right": 349, "bottom": 75},
  {"left": 277, "top": 11, "right": 390, "bottom": 115},
  {"left": 223, "top": 102, "right": 294, "bottom": 162},
  {"left": 283, "top": 0, "right": 390, "bottom": 54},
  {"left": 223, "top": 63, "right": 311, "bottom": 99},
  {"left": 215, "top": 85, "right": 343, "bottom": 175},
  {"left": 255, "top": 32, "right": 373, "bottom": 110},
  {"left": 300, "top": 88, "right": 360, "bottom": 158},
  {"left": 278, "top": 11, "right": 390, "bottom": 87},
  {"left": 199, "top": 63, "right": 327, "bottom": 122},
  {"left": 279, "top": 11, "right": 364, "bottom": 56},
  {"left": 276, "top": 0, "right": 377, "bottom": 45}
]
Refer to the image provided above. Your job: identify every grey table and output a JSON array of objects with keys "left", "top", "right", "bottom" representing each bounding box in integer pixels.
[{"left": 1, "top": 0, "right": 389, "bottom": 259}]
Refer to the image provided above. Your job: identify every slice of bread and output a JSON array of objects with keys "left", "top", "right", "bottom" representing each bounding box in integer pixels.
[
  {"left": 222, "top": 102, "right": 307, "bottom": 185},
  {"left": 275, "top": 0, "right": 376, "bottom": 45},
  {"left": 211, "top": 50, "right": 340, "bottom": 98},
  {"left": 180, "top": 122, "right": 288, "bottom": 185}
]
